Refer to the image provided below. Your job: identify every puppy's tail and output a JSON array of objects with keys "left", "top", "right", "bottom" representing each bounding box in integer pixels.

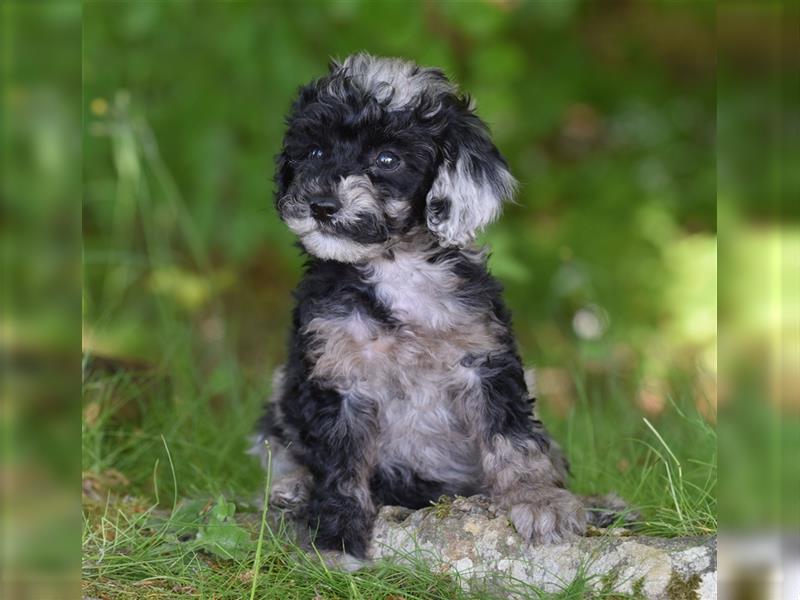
[{"left": 581, "top": 493, "right": 641, "bottom": 529}]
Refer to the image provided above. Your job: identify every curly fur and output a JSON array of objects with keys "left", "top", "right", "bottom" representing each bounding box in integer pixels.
[{"left": 251, "top": 54, "right": 628, "bottom": 559}]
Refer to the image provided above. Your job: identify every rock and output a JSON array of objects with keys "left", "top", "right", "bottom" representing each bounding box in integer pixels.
[{"left": 369, "top": 496, "right": 716, "bottom": 600}]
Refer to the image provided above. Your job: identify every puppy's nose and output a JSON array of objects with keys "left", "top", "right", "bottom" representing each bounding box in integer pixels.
[{"left": 308, "top": 196, "right": 341, "bottom": 221}]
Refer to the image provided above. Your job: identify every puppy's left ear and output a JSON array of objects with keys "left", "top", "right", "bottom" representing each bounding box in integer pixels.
[{"left": 426, "top": 97, "right": 517, "bottom": 247}]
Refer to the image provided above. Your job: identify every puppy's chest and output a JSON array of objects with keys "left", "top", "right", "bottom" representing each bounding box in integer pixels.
[
  {"left": 307, "top": 317, "right": 467, "bottom": 390},
  {"left": 304, "top": 257, "right": 501, "bottom": 395}
]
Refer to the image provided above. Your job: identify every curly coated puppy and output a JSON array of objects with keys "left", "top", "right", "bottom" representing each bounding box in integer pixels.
[{"left": 252, "top": 53, "right": 628, "bottom": 560}]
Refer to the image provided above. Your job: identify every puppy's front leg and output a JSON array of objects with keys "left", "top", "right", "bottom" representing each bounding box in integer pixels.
[
  {"left": 471, "top": 352, "right": 586, "bottom": 544},
  {"left": 301, "top": 387, "right": 378, "bottom": 558}
]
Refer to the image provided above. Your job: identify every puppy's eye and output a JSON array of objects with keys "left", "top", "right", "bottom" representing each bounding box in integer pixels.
[
  {"left": 308, "top": 147, "right": 325, "bottom": 160},
  {"left": 376, "top": 151, "right": 400, "bottom": 170}
]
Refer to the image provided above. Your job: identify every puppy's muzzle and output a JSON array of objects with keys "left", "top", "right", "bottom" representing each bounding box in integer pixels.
[{"left": 308, "top": 196, "right": 341, "bottom": 222}]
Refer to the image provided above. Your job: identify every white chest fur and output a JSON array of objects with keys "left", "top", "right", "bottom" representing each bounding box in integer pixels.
[
  {"left": 302, "top": 252, "right": 503, "bottom": 488},
  {"left": 366, "top": 252, "right": 465, "bottom": 330}
]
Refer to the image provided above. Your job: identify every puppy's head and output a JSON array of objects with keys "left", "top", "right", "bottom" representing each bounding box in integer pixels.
[{"left": 275, "top": 53, "right": 516, "bottom": 262}]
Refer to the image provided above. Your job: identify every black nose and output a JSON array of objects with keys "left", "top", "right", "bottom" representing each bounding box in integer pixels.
[{"left": 308, "top": 196, "right": 341, "bottom": 221}]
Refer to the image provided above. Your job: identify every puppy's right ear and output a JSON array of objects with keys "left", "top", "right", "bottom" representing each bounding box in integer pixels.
[{"left": 425, "top": 97, "right": 517, "bottom": 248}]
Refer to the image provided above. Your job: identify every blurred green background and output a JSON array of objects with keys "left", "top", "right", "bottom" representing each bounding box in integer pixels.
[
  {"left": 82, "top": 0, "right": 717, "bottom": 405},
  {"left": 7, "top": 1, "right": 800, "bottom": 597}
]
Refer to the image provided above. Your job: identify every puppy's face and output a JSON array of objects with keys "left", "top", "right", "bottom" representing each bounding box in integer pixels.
[{"left": 275, "top": 54, "right": 517, "bottom": 263}]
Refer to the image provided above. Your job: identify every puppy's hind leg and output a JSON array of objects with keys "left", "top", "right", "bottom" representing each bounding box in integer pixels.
[
  {"left": 581, "top": 493, "right": 641, "bottom": 529},
  {"left": 250, "top": 434, "right": 311, "bottom": 512},
  {"left": 250, "top": 367, "right": 311, "bottom": 513}
]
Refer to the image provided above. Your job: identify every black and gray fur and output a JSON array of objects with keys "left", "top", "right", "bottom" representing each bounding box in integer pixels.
[{"left": 252, "top": 54, "right": 627, "bottom": 560}]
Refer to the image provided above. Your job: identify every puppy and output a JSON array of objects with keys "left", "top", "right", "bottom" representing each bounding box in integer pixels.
[{"left": 253, "top": 54, "right": 618, "bottom": 560}]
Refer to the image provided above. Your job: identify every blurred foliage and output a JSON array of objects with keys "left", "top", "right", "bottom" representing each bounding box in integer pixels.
[
  {"left": 2, "top": 2, "right": 82, "bottom": 596},
  {"left": 715, "top": 1, "right": 800, "bottom": 530},
  {"left": 81, "top": 1, "right": 725, "bottom": 404}
]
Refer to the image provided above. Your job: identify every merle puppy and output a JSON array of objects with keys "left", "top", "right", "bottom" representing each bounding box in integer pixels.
[{"left": 253, "top": 54, "right": 622, "bottom": 560}]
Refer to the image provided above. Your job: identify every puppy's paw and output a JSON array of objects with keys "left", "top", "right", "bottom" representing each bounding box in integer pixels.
[
  {"left": 269, "top": 472, "right": 310, "bottom": 511},
  {"left": 315, "top": 550, "right": 369, "bottom": 572},
  {"left": 508, "top": 488, "right": 586, "bottom": 544},
  {"left": 582, "top": 492, "right": 641, "bottom": 529}
]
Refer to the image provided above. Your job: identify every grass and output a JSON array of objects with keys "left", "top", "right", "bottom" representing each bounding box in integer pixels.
[
  {"left": 83, "top": 496, "right": 647, "bottom": 600},
  {"left": 82, "top": 358, "right": 716, "bottom": 599},
  {"left": 545, "top": 373, "right": 717, "bottom": 539},
  {"left": 81, "top": 462, "right": 658, "bottom": 600},
  {"left": 83, "top": 496, "right": 507, "bottom": 600}
]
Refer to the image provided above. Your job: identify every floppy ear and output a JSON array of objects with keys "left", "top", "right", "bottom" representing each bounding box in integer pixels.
[{"left": 425, "top": 98, "right": 517, "bottom": 247}]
